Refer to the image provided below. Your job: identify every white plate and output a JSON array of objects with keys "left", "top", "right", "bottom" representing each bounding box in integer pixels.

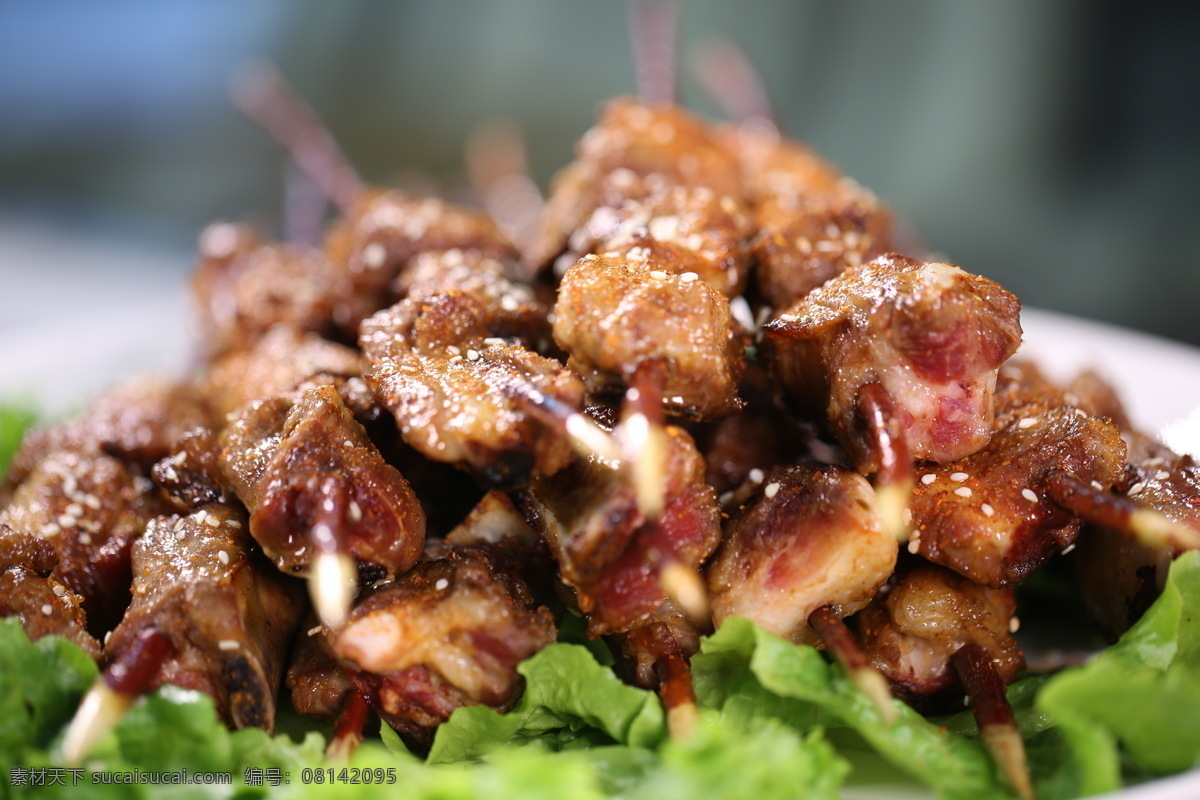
[{"left": 2, "top": 305, "right": 1199, "bottom": 799}]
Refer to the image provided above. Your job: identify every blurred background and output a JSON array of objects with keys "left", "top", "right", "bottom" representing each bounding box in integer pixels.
[{"left": 1, "top": 0, "right": 1199, "bottom": 351}]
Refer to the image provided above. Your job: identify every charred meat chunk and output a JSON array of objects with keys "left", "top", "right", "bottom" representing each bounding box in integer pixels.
[
  {"left": 763, "top": 254, "right": 1022, "bottom": 470},
  {"left": 105, "top": 503, "right": 304, "bottom": 730},
  {"left": 707, "top": 465, "right": 896, "bottom": 645},
  {"left": 553, "top": 254, "right": 744, "bottom": 420},
  {"left": 219, "top": 385, "right": 425, "bottom": 579},
  {"left": 330, "top": 544, "right": 555, "bottom": 747},
  {"left": 856, "top": 564, "right": 1023, "bottom": 710}
]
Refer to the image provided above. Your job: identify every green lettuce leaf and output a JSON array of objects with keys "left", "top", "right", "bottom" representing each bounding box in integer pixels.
[
  {"left": 1036, "top": 550, "right": 1200, "bottom": 795},
  {"left": 692, "top": 617, "right": 1009, "bottom": 800},
  {"left": 427, "top": 642, "right": 665, "bottom": 763},
  {"left": 0, "top": 402, "right": 37, "bottom": 478}
]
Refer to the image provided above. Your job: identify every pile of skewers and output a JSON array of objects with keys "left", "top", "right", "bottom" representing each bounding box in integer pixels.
[{"left": 3, "top": 11, "right": 1200, "bottom": 800}]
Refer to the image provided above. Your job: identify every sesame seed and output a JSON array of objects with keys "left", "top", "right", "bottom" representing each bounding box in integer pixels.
[
  {"left": 363, "top": 242, "right": 386, "bottom": 270},
  {"left": 484, "top": 337, "right": 507, "bottom": 347},
  {"left": 448, "top": 354, "right": 463, "bottom": 363},
  {"left": 903, "top": 508, "right": 913, "bottom": 525},
  {"left": 1155, "top": 470, "right": 1171, "bottom": 481},
  {"left": 348, "top": 501, "right": 363, "bottom": 523},
  {"left": 205, "top": 516, "right": 221, "bottom": 528},
  {"left": 1129, "top": 482, "right": 1146, "bottom": 495},
  {"left": 466, "top": 349, "right": 481, "bottom": 362},
  {"left": 52, "top": 584, "right": 67, "bottom": 597},
  {"left": 764, "top": 482, "right": 781, "bottom": 499},
  {"left": 65, "top": 503, "right": 84, "bottom": 517},
  {"left": 1009, "top": 617, "right": 1021, "bottom": 634},
  {"left": 217, "top": 550, "right": 230, "bottom": 565},
  {"left": 307, "top": 625, "right": 323, "bottom": 637},
  {"left": 718, "top": 491, "right": 734, "bottom": 506},
  {"left": 649, "top": 270, "right": 668, "bottom": 280},
  {"left": 57, "top": 514, "right": 76, "bottom": 528},
  {"left": 748, "top": 468, "right": 765, "bottom": 484},
  {"left": 981, "top": 503, "right": 995, "bottom": 517},
  {"left": 920, "top": 473, "right": 936, "bottom": 485},
  {"left": 1075, "top": 408, "right": 1088, "bottom": 418},
  {"left": 78, "top": 533, "right": 92, "bottom": 545},
  {"left": 40, "top": 523, "right": 61, "bottom": 537},
  {"left": 500, "top": 296, "right": 519, "bottom": 312},
  {"left": 218, "top": 640, "right": 240, "bottom": 651},
  {"left": 41, "top": 604, "right": 53, "bottom": 616},
  {"left": 447, "top": 346, "right": 461, "bottom": 356},
  {"left": 954, "top": 486, "right": 973, "bottom": 498},
  {"left": 228, "top": 519, "right": 242, "bottom": 529},
  {"left": 435, "top": 578, "right": 449, "bottom": 591},
  {"left": 1022, "top": 488, "right": 1039, "bottom": 503},
  {"left": 907, "top": 538, "right": 921, "bottom": 554},
  {"left": 680, "top": 272, "right": 699, "bottom": 282},
  {"left": 196, "top": 510, "right": 209, "bottom": 523},
  {"left": 1018, "top": 417, "right": 1039, "bottom": 429},
  {"left": 950, "top": 472, "right": 969, "bottom": 482},
  {"left": 1062, "top": 543, "right": 1077, "bottom": 555}
]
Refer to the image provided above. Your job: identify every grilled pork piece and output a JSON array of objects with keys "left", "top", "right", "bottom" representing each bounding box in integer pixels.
[
  {"left": 5, "top": 377, "right": 214, "bottom": 494},
  {"left": 560, "top": 173, "right": 754, "bottom": 297},
  {"left": 218, "top": 384, "right": 425, "bottom": 580},
  {"left": 855, "top": 563, "right": 1023, "bottom": 709},
  {"left": 362, "top": 291, "right": 584, "bottom": 487},
  {"left": 529, "top": 98, "right": 743, "bottom": 271},
  {"left": 105, "top": 502, "right": 304, "bottom": 729},
  {"left": 331, "top": 541, "right": 555, "bottom": 747},
  {"left": 707, "top": 465, "right": 897, "bottom": 645},
  {"left": 908, "top": 363, "right": 1127, "bottom": 587},
  {"left": 0, "top": 523, "right": 100, "bottom": 660},
  {"left": 522, "top": 422, "right": 722, "bottom": 637},
  {"left": 191, "top": 222, "right": 341, "bottom": 356},
  {"left": 1, "top": 447, "right": 170, "bottom": 635},
  {"left": 763, "top": 254, "right": 1022, "bottom": 471},
  {"left": 553, "top": 254, "right": 744, "bottom": 420},
  {"left": 287, "top": 614, "right": 355, "bottom": 719},
  {"left": 752, "top": 190, "right": 894, "bottom": 313},
  {"left": 201, "top": 325, "right": 375, "bottom": 421},
  {"left": 323, "top": 189, "right": 517, "bottom": 334}
]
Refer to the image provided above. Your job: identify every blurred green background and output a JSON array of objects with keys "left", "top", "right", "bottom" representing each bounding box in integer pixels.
[{"left": 1, "top": 0, "right": 1198, "bottom": 345}]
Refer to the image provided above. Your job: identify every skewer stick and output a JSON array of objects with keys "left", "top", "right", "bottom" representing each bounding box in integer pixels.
[
  {"left": 231, "top": 60, "right": 364, "bottom": 215},
  {"left": 858, "top": 383, "right": 914, "bottom": 543},
  {"left": 808, "top": 605, "right": 897, "bottom": 724},
  {"left": 628, "top": 0, "right": 681, "bottom": 105},
  {"left": 62, "top": 628, "right": 173, "bottom": 765},
  {"left": 505, "top": 381, "right": 622, "bottom": 464},
  {"left": 309, "top": 477, "right": 359, "bottom": 629},
  {"left": 658, "top": 561, "right": 710, "bottom": 628},
  {"left": 1046, "top": 469, "right": 1200, "bottom": 552},
  {"left": 325, "top": 689, "right": 371, "bottom": 763},
  {"left": 619, "top": 361, "right": 670, "bottom": 519},
  {"left": 655, "top": 651, "right": 699, "bottom": 739},
  {"left": 466, "top": 120, "right": 545, "bottom": 254},
  {"left": 951, "top": 643, "right": 1034, "bottom": 800},
  {"left": 690, "top": 37, "right": 778, "bottom": 132}
]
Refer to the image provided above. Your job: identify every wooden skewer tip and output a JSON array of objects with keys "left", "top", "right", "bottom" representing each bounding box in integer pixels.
[
  {"left": 658, "top": 561, "right": 710, "bottom": 627},
  {"left": 310, "top": 550, "right": 357, "bottom": 629},
  {"left": 981, "top": 723, "right": 1035, "bottom": 800},
  {"left": 61, "top": 683, "right": 133, "bottom": 765}
]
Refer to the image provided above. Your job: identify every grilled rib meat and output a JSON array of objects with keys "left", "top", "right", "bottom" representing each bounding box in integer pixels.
[
  {"left": 553, "top": 254, "right": 744, "bottom": 420},
  {"left": 105, "top": 502, "right": 304, "bottom": 729},
  {"left": 763, "top": 254, "right": 1022, "bottom": 471}
]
